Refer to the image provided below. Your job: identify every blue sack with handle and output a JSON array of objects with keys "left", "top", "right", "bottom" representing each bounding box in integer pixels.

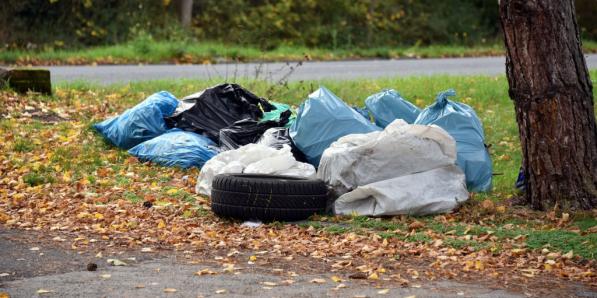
[
  {"left": 290, "top": 87, "right": 381, "bottom": 167},
  {"left": 414, "top": 89, "right": 492, "bottom": 192},
  {"left": 94, "top": 91, "right": 178, "bottom": 149},
  {"left": 128, "top": 129, "right": 219, "bottom": 169},
  {"left": 365, "top": 89, "right": 420, "bottom": 127}
]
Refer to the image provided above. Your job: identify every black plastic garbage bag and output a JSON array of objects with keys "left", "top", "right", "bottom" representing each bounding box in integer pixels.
[
  {"left": 257, "top": 127, "right": 307, "bottom": 162},
  {"left": 165, "top": 83, "right": 275, "bottom": 142},
  {"left": 219, "top": 110, "right": 291, "bottom": 150}
]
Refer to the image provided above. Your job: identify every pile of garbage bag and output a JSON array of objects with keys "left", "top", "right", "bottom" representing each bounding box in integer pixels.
[{"left": 94, "top": 83, "right": 493, "bottom": 217}]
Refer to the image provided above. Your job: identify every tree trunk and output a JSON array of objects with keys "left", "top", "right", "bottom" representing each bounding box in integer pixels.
[
  {"left": 499, "top": 0, "right": 597, "bottom": 210},
  {"left": 174, "top": 0, "right": 193, "bottom": 28}
]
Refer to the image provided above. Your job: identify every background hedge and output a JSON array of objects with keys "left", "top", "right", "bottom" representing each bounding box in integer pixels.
[{"left": 1, "top": 0, "right": 595, "bottom": 50}]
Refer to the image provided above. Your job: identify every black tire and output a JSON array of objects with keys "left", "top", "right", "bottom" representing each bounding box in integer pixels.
[
  {"left": 211, "top": 173, "right": 328, "bottom": 222},
  {"left": 211, "top": 202, "right": 322, "bottom": 222}
]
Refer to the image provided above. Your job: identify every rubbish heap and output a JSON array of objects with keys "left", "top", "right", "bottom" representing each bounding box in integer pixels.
[{"left": 95, "top": 83, "right": 493, "bottom": 219}]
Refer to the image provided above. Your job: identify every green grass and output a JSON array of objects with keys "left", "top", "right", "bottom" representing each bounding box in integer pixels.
[
  {"left": 4, "top": 70, "right": 596, "bottom": 259},
  {"left": 3, "top": 40, "right": 597, "bottom": 66}
]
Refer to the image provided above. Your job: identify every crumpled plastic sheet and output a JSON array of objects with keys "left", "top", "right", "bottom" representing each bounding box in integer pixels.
[{"left": 219, "top": 110, "right": 291, "bottom": 151}]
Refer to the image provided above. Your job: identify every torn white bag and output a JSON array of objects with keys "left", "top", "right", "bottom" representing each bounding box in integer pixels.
[
  {"left": 317, "top": 119, "right": 469, "bottom": 216},
  {"left": 334, "top": 165, "right": 468, "bottom": 216},
  {"left": 196, "top": 143, "right": 316, "bottom": 196}
]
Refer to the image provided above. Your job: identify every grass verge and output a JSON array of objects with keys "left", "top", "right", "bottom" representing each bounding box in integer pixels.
[
  {"left": 2, "top": 40, "right": 597, "bottom": 66},
  {"left": 1, "top": 72, "right": 596, "bottom": 265}
]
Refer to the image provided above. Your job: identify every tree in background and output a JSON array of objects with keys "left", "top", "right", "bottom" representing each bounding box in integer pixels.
[
  {"left": 499, "top": 0, "right": 597, "bottom": 210},
  {"left": 174, "top": 0, "right": 194, "bottom": 28}
]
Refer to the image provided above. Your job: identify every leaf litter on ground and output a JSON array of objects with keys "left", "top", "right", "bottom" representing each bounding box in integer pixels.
[{"left": 0, "top": 78, "right": 596, "bottom": 296}]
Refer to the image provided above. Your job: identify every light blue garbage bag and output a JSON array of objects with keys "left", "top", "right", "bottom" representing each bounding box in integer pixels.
[
  {"left": 365, "top": 89, "right": 420, "bottom": 127},
  {"left": 94, "top": 91, "right": 178, "bottom": 149},
  {"left": 290, "top": 87, "right": 381, "bottom": 167},
  {"left": 414, "top": 89, "right": 492, "bottom": 192},
  {"left": 128, "top": 129, "right": 219, "bottom": 169}
]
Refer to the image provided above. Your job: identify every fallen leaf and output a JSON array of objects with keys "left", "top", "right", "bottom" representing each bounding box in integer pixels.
[
  {"left": 408, "top": 221, "right": 424, "bottom": 230},
  {"left": 481, "top": 199, "right": 495, "bottom": 212},
  {"left": 562, "top": 250, "right": 574, "bottom": 259},
  {"left": 141, "top": 247, "right": 153, "bottom": 253},
  {"left": 262, "top": 282, "right": 277, "bottom": 286},
  {"left": 29, "top": 247, "right": 40, "bottom": 251},
  {"left": 0, "top": 273, "right": 9, "bottom": 277},
  {"left": 0, "top": 292, "right": 9, "bottom": 298},
  {"left": 36, "top": 289, "right": 53, "bottom": 294},
  {"left": 215, "top": 289, "right": 227, "bottom": 294},
  {"left": 378, "top": 289, "right": 390, "bottom": 295},
  {"left": 331, "top": 275, "right": 343, "bottom": 283},
  {"left": 310, "top": 278, "right": 326, "bottom": 284},
  {"left": 195, "top": 269, "right": 217, "bottom": 276},
  {"left": 100, "top": 274, "right": 111, "bottom": 279},
  {"left": 367, "top": 272, "right": 379, "bottom": 280},
  {"left": 163, "top": 288, "right": 177, "bottom": 293},
  {"left": 107, "top": 259, "right": 127, "bottom": 266},
  {"left": 135, "top": 284, "right": 145, "bottom": 289},
  {"left": 335, "top": 283, "right": 347, "bottom": 290}
]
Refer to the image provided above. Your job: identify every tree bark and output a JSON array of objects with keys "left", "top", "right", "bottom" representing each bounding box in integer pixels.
[
  {"left": 499, "top": 0, "right": 597, "bottom": 210},
  {"left": 174, "top": 0, "right": 193, "bottom": 28}
]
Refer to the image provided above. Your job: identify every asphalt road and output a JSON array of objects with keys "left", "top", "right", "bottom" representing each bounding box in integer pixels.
[
  {"left": 44, "top": 54, "right": 597, "bottom": 85},
  {"left": 0, "top": 227, "right": 527, "bottom": 298}
]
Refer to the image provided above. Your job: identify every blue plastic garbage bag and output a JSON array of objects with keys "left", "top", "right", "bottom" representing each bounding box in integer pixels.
[
  {"left": 94, "top": 91, "right": 178, "bottom": 149},
  {"left": 365, "top": 89, "right": 420, "bottom": 127},
  {"left": 414, "top": 89, "right": 492, "bottom": 192},
  {"left": 128, "top": 129, "right": 219, "bottom": 169},
  {"left": 290, "top": 87, "right": 381, "bottom": 167},
  {"left": 352, "top": 106, "right": 370, "bottom": 120}
]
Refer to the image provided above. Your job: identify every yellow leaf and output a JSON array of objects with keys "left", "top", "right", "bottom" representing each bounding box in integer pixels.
[
  {"left": 36, "top": 289, "right": 53, "bottom": 294},
  {"left": 368, "top": 272, "right": 379, "bottom": 280},
  {"left": 475, "top": 260, "right": 485, "bottom": 270},
  {"left": 331, "top": 275, "right": 343, "bottom": 283},
  {"left": 93, "top": 212, "right": 104, "bottom": 220},
  {"left": 0, "top": 211, "right": 10, "bottom": 223},
  {"left": 157, "top": 219, "right": 166, "bottom": 229},
  {"left": 166, "top": 189, "right": 178, "bottom": 195},
  {"left": 0, "top": 291, "right": 10, "bottom": 298},
  {"left": 62, "top": 171, "right": 72, "bottom": 182},
  {"left": 249, "top": 255, "right": 257, "bottom": 262}
]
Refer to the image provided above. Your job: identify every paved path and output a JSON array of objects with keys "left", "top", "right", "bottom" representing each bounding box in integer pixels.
[
  {"left": 0, "top": 227, "right": 528, "bottom": 298},
  {"left": 44, "top": 54, "right": 597, "bottom": 85}
]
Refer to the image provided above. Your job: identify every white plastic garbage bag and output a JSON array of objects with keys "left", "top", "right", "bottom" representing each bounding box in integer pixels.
[
  {"left": 196, "top": 143, "right": 316, "bottom": 196},
  {"left": 318, "top": 119, "right": 458, "bottom": 196},
  {"left": 334, "top": 165, "right": 468, "bottom": 216},
  {"left": 317, "top": 119, "right": 469, "bottom": 216}
]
